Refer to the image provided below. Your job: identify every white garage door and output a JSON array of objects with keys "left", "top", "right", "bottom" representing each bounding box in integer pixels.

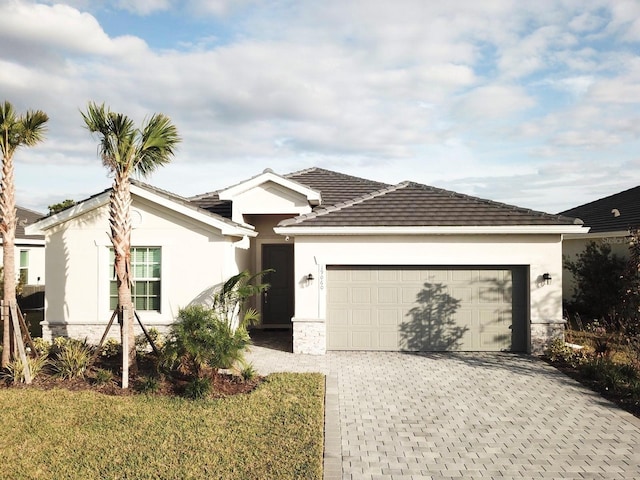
[{"left": 326, "top": 266, "right": 527, "bottom": 352}]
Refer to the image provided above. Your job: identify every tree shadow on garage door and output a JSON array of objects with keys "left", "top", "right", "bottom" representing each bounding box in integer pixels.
[{"left": 400, "top": 282, "right": 468, "bottom": 351}]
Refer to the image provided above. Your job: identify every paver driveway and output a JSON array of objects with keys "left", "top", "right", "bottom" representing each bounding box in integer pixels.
[{"left": 246, "top": 343, "right": 640, "bottom": 479}]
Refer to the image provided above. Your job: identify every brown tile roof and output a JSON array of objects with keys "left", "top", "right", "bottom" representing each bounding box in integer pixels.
[
  {"left": 279, "top": 181, "right": 580, "bottom": 227},
  {"left": 559, "top": 186, "right": 640, "bottom": 234}
]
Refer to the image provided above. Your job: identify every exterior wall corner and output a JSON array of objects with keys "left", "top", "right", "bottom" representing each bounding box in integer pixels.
[{"left": 530, "top": 320, "right": 566, "bottom": 355}]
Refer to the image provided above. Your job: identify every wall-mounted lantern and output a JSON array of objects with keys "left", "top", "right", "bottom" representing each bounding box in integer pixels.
[{"left": 542, "top": 273, "right": 552, "bottom": 285}]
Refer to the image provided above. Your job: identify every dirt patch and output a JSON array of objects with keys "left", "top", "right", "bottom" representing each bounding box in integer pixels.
[{"left": 545, "top": 358, "right": 640, "bottom": 419}]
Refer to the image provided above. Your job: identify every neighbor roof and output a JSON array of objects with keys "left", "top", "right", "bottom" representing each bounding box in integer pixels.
[
  {"left": 16, "top": 206, "right": 45, "bottom": 241},
  {"left": 278, "top": 181, "right": 582, "bottom": 228},
  {"left": 559, "top": 185, "right": 640, "bottom": 234}
]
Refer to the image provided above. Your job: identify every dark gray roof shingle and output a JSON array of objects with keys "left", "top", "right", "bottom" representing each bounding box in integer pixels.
[
  {"left": 285, "top": 167, "right": 389, "bottom": 207},
  {"left": 559, "top": 186, "right": 640, "bottom": 234},
  {"left": 279, "top": 181, "right": 580, "bottom": 227},
  {"left": 16, "top": 206, "right": 44, "bottom": 241}
]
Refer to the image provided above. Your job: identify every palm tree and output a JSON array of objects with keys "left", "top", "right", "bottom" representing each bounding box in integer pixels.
[
  {"left": 82, "top": 102, "right": 180, "bottom": 387},
  {"left": 0, "top": 101, "right": 48, "bottom": 367}
]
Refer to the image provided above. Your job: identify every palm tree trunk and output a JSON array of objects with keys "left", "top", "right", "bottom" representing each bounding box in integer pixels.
[
  {"left": 0, "top": 152, "right": 16, "bottom": 367},
  {"left": 110, "top": 174, "right": 136, "bottom": 379}
]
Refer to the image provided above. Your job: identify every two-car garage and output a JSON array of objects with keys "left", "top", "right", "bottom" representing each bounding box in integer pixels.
[{"left": 326, "top": 266, "right": 528, "bottom": 352}]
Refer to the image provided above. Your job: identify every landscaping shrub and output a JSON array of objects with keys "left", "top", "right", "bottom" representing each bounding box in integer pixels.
[
  {"left": 135, "top": 375, "right": 161, "bottom": 394},
  {"left": 31, "top": 337, "right": 51, "bottom": 357},
  {"left": 135, "top": 327, "right": 164, "bottom": 353},
  {"left": 162, "top": 304, "right": 251, "bottom": 377},
  {"left": 52, "top": 339, "right": 93, "bottom": 379},
  {"left": 94, "top": 368, "right": 114, "bottom": 385},
  {"left": 546, "top": 337, "right": 587, "bottom": 368},
  {"left": 184, "top": 377, "right": 212, "bottom": 399},
  {"left": 2, "top": 355, "right": 49, "bottom": 383},
  {"left": 100, "top": 338, "right": 121, "bottom": 358}
]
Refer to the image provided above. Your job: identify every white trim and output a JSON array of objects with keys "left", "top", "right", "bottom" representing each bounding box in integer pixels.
[
  {"left": 274, "top": 225, "right": 591, "bottom": 236},
  {"left": 219, "top": 170, "right": 321, "bottom": 206},
  {"left": 25, "top": 192, "right": 110, "bottom": 234},
  {"left": 25, "top": 184, "right": 258, "bottom": 238},
  {"left": 3, "top": 239, "right": 45, "bottom": 246}
]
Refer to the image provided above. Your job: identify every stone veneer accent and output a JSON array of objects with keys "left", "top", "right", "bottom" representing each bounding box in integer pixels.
[
  {"left": 530, "top": 320, "right": 565, "bottom": 355},
  {"left": 292, "top": 317, "right": 326, "bottom": 355},
  {"left": 42, "top": 322, "right": 173, "bottom": 343}
]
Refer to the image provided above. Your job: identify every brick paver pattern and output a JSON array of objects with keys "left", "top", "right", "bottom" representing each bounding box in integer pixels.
[{"left": 246, "top": 345, "right": 640, "bottom": 480}]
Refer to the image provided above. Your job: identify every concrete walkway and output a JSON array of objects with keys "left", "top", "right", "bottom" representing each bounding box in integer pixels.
[{"left": 245, "top": 337, "right": 640, "bottom": 480}]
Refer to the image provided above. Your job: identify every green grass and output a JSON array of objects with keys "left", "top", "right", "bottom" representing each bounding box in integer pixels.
[{"left": 0, "top": 373, "right": 325, "bottom": 480}]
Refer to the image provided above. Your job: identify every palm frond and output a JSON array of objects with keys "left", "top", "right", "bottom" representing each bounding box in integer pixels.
[{"left": 134, "top": 113, "right": 181, "bottom": 178}]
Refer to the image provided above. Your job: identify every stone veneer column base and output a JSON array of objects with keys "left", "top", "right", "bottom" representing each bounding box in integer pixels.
[
  {"left": 530, "top": 320, "right": 566, "bottom": 355},
  {"left": 292, "top": 317, "right": 326, "bottom": 355},
  {"left": 41, "top": 322, "right": 172, "bottom": 343}
]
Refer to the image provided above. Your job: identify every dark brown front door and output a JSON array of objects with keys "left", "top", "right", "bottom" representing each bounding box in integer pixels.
[{"left": 261, "top": 244, "right": 294, "bottom": 326}]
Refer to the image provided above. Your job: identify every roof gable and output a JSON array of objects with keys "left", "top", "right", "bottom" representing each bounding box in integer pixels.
[
  {"left": 26, "top": 180, "right": 256, "bottom": 238},
  {"left": 218, "top": 168, "right": 321, "bottom": 205},
  {"left": 559, "top": 186, "right": 640, "bottom": 234}
]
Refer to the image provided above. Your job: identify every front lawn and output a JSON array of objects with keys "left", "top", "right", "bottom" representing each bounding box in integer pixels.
[{"left": 0, "top": 373, "right": 325, "bottom": 479}]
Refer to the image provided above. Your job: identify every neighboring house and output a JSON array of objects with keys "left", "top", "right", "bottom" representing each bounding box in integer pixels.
[
  {"left": 0, "top": 206, "right": 46, "bottom": 286},
  {"left": 26, "top": 167, "right": 588, "bottom": 354},
  {"left": 559, "top": 186, "right": 640, "bottom": 300}
]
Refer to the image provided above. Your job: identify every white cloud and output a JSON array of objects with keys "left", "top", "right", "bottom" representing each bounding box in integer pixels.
[{"left": 2, "top": 0, "right": 640, "bottom": 216}]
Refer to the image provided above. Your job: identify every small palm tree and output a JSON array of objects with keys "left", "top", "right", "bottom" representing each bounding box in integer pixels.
[
  {"left": 0, "top": 101, "right": 48, "bottom": 367},
  {"left": 81, "top": 102, "right": 180, "bottom": 387}
]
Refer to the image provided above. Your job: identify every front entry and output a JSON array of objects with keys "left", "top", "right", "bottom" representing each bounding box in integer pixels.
[{"left": 261, "top": 244, "right": 294, "bottom": 327}]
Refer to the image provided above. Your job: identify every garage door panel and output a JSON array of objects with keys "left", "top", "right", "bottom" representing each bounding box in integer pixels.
[
  {"left": 378, "top": 287, "right": 398, "bottom": 303},
  {"left": 327, "top": 266, "right": 527, "bottom": 352},
  {"left": 351, "top": 309, "right": 373, "bottom": 326},
  {"left": 328, "top": 286, "right": 349, "bottom": 303},
  {"left": 379, "top": 309, "right": 401, "bottom": 325},
  {"left": 352, "top": 287, "right": 371, "bottom": 303}
]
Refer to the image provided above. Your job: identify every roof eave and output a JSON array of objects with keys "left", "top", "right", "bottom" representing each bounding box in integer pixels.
[{"left": 274, "top": 225, "right": 591, "bottom": 236}]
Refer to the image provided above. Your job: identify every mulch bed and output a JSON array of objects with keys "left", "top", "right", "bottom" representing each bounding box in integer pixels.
[{"left": 2, "top": 354, "right": 263, "bottom": 399}]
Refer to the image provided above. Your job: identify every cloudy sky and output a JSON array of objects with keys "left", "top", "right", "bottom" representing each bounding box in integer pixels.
[{"left": 2, "top": 0, "right": 640, "bottom": 215}]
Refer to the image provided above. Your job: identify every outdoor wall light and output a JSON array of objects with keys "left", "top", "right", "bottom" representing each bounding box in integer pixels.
[
  {"left": 542, "top": 273, "right": 552, "bottom": 285},
  {"left": 306, "top": 273, "right": 314, "bottom": 283}
]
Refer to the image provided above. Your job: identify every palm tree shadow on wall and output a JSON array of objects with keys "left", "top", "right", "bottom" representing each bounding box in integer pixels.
[{"left": 400, "top": 282, "right": 468, "bottom": 351}]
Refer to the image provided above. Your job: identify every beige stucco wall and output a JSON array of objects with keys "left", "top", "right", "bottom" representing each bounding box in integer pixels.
[
  {"left": 229, "top": 182, "right": 312, "bottom": 224},
  {"left": 42, "top": 196, "right": 243, "bottom": 341},
  {"left": 291, "top": 233, "right": 565, "bottom": 353}
]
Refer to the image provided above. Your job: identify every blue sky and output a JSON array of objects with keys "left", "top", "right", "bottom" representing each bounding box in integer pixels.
[{"left": 2, "top": 0, "right": 640, "bottom": 215}]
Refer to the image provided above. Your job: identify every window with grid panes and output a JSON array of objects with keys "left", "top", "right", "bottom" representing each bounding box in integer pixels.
[{"left": 109, "top": 247, "right": 161, "bottom": 311}]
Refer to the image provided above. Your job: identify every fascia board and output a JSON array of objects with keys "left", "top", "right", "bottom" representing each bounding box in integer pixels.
[
  {"left": 274, "top": 225, "right": 592, "bottom": 236},
  {"left": 24, "top": 192, "right": 110, "bottom": 234},
  {"left": 218, "top": 171, "right": 321, "bottom": 205}
]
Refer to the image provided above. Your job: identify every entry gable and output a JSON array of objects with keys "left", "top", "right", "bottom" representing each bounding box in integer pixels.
[{"left": 218, "top": 168, "right": 322, "bottom": 223}]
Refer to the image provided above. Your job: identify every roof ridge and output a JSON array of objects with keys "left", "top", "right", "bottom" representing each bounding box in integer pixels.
[{"left": 279, "top": 181, "right": 409, "bottom": 226}]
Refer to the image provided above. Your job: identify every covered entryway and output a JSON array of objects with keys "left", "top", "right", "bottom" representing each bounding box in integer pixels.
[
  {"left": 261, "top": 244, "right": 294, "bottom": 326},
  {"left": 326, "top": 266, "right": 528, "bottom": 352}
]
